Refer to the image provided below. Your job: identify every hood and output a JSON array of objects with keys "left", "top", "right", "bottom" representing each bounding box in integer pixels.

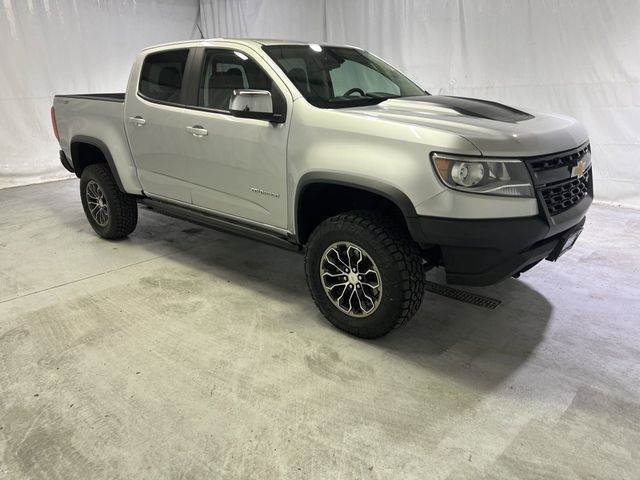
[{"left": 343, "top": 95, "right": 589, "bottom": 157}]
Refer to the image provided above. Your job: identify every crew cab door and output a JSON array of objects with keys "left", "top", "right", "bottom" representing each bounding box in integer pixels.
[
  {"left": 176, "top": 46, "right": 291, "bottom": 229},
  {"left": 124, "top": 48, "right": 195, "bottom": 203}
]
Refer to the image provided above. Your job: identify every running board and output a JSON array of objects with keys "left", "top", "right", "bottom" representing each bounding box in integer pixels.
[{"left": 139, "top": 198, "right": 302, "bottom": 253}]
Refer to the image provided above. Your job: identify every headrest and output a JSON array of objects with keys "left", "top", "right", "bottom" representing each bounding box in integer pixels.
[
  {"left": 210, "top": 68, "right": 245, "bottom": 89},
  {"left": 288, "top": 68, "right": 308, "bottom": 92},
  {"left": 157, "top": 66, "right": 181, "bottom": 89}
]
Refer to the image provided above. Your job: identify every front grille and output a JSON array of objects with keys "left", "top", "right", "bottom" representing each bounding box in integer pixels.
[
  {"left": 539, "top": 170, "right": 590, "bottom": 215},
  {"left": 529, "top": 144, "right": 590, "bottom": 173}
]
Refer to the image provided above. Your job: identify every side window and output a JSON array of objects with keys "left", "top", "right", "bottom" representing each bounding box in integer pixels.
[
  {"left": 198, "top": 49, "right": 273, "bottom": 110},
  {"left": 139, "top": 49, "right": 189, "bottom": 103},
  {"left": 329, "top": 59, "right": 400, "bottom": 97}
]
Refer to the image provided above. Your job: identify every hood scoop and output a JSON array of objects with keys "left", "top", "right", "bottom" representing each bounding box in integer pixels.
[{"left": 383, "top": 95, "right": 534, "bottom": 123}]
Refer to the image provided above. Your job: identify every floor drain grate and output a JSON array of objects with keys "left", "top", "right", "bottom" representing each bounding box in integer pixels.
[{"left": 424, "top": 281, "right": 502, "bottom": 310}]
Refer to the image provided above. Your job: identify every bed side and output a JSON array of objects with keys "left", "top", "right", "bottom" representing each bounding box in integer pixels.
[{"left": 53, "top": 95, "right": 142, "bottom": 194}]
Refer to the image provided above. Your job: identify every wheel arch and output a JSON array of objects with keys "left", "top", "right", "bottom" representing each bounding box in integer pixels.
[
  {"left": 70, "top": 135, "right": 125, "bottom": 192},
  {"left": 294, "top": 172, "right": 421, "bottom": 244}
]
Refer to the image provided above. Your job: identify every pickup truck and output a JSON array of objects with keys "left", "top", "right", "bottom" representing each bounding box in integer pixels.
[{"left": 52, "top": 38, "right": 592, "bottom": 338}]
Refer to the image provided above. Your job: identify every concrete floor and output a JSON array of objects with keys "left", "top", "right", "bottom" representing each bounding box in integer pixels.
[{"left": 0, "top": 179, "right": 639, "bottom": 480}]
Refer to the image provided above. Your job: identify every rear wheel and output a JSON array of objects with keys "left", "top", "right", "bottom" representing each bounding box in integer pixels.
[
  {"left": 305, "top": 210, "right": 425, "bottom": 338},
  {"left": 80, "top": 164, "right": 137, "bottom": 239}
]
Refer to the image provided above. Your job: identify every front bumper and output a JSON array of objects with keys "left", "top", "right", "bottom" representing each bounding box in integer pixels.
[
  {"left": 410, "top": 200, "right": 588, "bottom": 285},
  {"left": 408, "top": 146, "right": 593, "bottom": 285}
]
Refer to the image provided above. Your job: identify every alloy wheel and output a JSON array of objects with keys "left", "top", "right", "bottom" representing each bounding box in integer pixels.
[
  {"left": 319, "top": 241, "right": 383, "bottom": 317},
  {"left": 86, "top": 180, "right": 109, "bottom": 227}
]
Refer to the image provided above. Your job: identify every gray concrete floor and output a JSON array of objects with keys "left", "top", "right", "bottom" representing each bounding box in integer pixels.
[{"left": 0, "top": 179, "right": 639, "bottom": 480}]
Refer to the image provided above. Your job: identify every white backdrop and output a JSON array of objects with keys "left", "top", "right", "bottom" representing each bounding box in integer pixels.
[
  {"left": 2, "top": 1, "right": 638, "bottom": 209},
  {"left": 200, "top": 0, "right": 640, "bottom": 209},
  {"left": 0, "top": 0, "right": 198, "bottom": 189}
]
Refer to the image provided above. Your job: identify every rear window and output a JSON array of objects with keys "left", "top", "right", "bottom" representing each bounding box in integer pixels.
[{"left": 139, "top": 49, "right": 189, "bottom": 103}]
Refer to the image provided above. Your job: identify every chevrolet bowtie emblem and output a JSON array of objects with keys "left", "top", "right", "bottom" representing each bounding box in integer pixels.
[{"left": 571, "top": 160, "right": 587, "bottom": 178}]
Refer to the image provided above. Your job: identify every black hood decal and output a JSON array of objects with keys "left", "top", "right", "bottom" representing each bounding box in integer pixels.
[{"left": 405, "top": 95, "right": 534, "bottom": 123}]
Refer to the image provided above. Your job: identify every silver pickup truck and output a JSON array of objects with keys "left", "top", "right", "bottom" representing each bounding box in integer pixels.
[{"left": 52, "top": 38, "right": 592, "bottom": 338}]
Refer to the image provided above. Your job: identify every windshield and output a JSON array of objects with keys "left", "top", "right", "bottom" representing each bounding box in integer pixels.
[{"left": 263, "top": 45, "right": 426, "bottom": 108}]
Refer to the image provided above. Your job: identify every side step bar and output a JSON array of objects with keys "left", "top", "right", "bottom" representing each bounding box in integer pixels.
[{"left": 139, "top": 198, "right": 302, "bottom": 253}]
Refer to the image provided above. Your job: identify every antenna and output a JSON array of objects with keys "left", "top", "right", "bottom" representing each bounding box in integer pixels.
[{"left": 196, "top": 23, "right": 204, "bottom": 40}]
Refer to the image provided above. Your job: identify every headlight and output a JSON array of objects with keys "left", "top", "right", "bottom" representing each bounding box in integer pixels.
[{"left": 431, "top": 152, "right": 534, "bottom": 197}]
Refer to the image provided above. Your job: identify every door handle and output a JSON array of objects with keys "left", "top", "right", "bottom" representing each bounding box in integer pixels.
[
  {"left": 128, "top": 116, "right": 146, "bottom": 126},
  {"left": 186, "top": 125, "right": 208, "bottom": 137}
]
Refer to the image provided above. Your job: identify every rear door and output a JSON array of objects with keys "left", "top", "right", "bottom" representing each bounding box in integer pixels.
[{"left": 124, "top": 48, "right": 195, "bottom": 203}]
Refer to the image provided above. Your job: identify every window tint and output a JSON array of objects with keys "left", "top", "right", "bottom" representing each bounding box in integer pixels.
[
  {"left": 198, "top": 50, "right": 273, "bottom": 110},
  {"left": 264, "top": 45, "right": 424, "bottom": 109},
  {"left": 139, "top": 49, "right": 189, "bottom": 103},
  {"left": 330, "top": 60, "right": 400, "bottom": 97}
]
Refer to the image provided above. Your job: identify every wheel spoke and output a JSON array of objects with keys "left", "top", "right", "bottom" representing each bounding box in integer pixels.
[
  {"left": 322, "top": 272, "right": 346, "bottom": 280},
  {"left": 346, "top": 245, "right": 362, "bottom": 270},
  {"left": 357, "top": 286, "right": 375, "bottom": 312},
  {"left": 360, "top": 269, "right": 380, "bottom": 288},
  {"left": 336, "top": 284, "right": 350, "bottom": 305},
  {"left": 325, "top": 248, "right": 349, "bottom": 272},
  {"left": 346, "top": 288, "right": 357, "bottom": 313},
  {"left": 327, "top": 281, "right": 349, "bottom": 291},
  {"left": 353, "top": 287, "right": 366, "bottom": 312}
]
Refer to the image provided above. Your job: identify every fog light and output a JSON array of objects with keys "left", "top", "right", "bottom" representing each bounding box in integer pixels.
[{"left": 451, "top": 162, "right": 485, "bottom": 187}]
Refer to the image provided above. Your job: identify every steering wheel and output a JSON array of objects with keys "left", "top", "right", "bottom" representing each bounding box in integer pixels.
[{"left": 343, "top": 87, "right": 366, "bottom": 97}]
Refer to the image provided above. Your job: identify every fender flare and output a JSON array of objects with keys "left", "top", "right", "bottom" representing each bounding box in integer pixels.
[
  {"left": 70, "top": 135, "right": 125, "bottom": 192},
  {"left": 294, "top": 172, "right": 422, "bottom": 241}
]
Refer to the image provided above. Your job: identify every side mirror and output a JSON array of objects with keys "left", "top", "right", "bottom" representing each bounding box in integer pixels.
[{"left": 229, "top": 89, "right": 284, "bottom": 123}]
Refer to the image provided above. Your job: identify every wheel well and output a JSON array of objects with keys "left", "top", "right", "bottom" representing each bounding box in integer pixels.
[
  {"left": 296, "top": 183, "right": 408, "bottom": 244},
  {"left": 70, "top": 142, "right": 108, "bottom": 177}
]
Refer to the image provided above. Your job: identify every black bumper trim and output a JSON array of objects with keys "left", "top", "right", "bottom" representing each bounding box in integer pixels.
[{"left": 408, "top": 202, "right": 588, "bottom": 286}]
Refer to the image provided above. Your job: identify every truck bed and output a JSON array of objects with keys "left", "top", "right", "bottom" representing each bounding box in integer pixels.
[
  {"left": 53, "top": 92, "right": 143, "bottom": 194},
  {"left": 55, "top": 93, "right": 125, "bottom": 103}
]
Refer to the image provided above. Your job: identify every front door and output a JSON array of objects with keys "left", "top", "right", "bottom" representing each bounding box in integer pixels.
[{"left": 175, "top": 47, "right": 290, "bottom": 229}]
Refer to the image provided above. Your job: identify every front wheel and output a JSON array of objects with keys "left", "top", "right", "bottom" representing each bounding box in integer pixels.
[
  {"left": 305, "top": 211, "right": 425, "bottom": 338},
  {"left": 80, "top": 164, "right": 138, "bottom": 239}
]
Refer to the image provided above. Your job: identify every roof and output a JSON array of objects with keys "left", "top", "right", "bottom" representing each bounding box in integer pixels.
[{"left": 140, "top": 38, "right": 357, "bottom": 52}]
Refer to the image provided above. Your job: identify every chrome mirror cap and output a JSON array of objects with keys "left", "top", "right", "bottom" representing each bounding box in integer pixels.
[{"left": 229, "top": 89, "right": 273, "bottom": 114}]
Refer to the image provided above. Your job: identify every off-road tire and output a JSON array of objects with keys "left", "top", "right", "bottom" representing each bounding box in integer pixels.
[
  {"left": 305, "top": 210, "right": 425, "bottom": 338},
  {"left": 80, "top": 164, "right": 137, "bottom": 239}
]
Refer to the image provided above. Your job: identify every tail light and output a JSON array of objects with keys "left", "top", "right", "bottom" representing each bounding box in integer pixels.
[{"left": 51, "top": 106, "right": 59, "bottom": 140}]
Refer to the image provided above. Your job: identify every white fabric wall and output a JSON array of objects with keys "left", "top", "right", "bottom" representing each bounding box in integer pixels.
[
  {"left": 0, "top": 0, "right": 199, "bottom": 189},
  {"left": 200, "top": 0, "right": 640, "bottom": 209}
]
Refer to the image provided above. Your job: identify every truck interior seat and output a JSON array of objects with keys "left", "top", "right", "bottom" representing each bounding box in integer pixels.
[
  {"left": 288, "top": 68, "right": 309, "bottom": 94},
  {"left": 207, "top": 68, "right": 245, "bottom": 110},
  {"left": 156, "top": 66, "right": 182, "bottom": 103}
]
